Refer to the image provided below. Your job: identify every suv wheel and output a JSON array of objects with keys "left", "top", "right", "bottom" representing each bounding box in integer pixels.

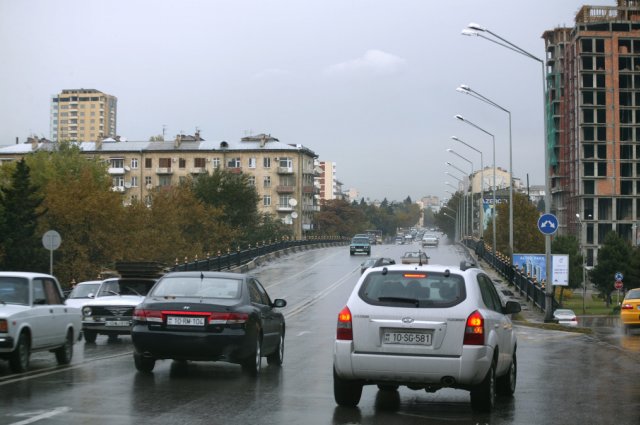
[
  {"left": 134, "top": 351, "right": 156, "bottom": 373},
  {"left": 333, "top": 368, "right": 363, "bottom": 407},
  {"left": 470, "top": 364, "right": 495, "bottom": 412},
  {"left": 496, "top": 352, "right": 517, "bottom": 396}
]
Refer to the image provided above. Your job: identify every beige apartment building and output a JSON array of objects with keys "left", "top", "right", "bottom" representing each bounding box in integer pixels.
[
  {"left": 50, "top": 89, "right": 117, "bottom": 142},
  {"left": 0, "top": 134, "right": 319, "bottom": 239}
]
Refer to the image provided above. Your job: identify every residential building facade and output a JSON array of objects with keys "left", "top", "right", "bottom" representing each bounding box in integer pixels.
[
  {"left": 542, "top": 0, "right": 640, "bottom": 265},
  {"left": 0, "top": 134, "right": 319, "bottom": 239},
  {"left": 50, "top": 89, "right": 117, "bottom": 142}
]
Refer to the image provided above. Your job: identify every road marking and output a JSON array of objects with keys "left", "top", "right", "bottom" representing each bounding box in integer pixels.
[
  {"left": 8, "top": 407, "right": 70, "bottom": 425},
  {"left": 263, "top": 250, "right": 342, "bottom": 289},
  {"left": 284, "top": 269, "right": 356, "bottom": 318},
  {"left": 0, "top": 352, "right": 131, "bottom": 387}
]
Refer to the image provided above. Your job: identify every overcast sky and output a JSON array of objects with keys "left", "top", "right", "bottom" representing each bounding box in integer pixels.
[{"left": 0, "top": 0, "right": 613, "bottom": 202}]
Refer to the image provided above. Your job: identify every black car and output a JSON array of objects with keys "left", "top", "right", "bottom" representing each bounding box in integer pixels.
[
  {"left": 360, "top": 257, "right": 396, "bottom": 274},
  {"left": 131, "top": 271, "right": 286, "bottom": 376}
]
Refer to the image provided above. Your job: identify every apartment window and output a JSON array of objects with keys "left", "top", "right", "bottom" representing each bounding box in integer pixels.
[
  {"left": 279, "top": 195, "right": 292, "bottom": 208},
  {"left": 194, "top": 157, "right": 205, "bottom": 168},
  {"left": 212, "top": 157, "right": 220, "bottom": 169},
  {"left": 159, "top": 158, "right": 172, "bottom": 168},
  {"left": 263, "top": 195, "right": 271, "bottom": 206},
  {"left": 621, "top": 163, "right": 633, "bottom": 177},
  {"left": 264, "top": 176, "right": 271, "bottom": 188},
  {"left": 263, "top": 157, "right": 271, "bottom": 168},
  {"left": 248, "top": 176, "right": 255, "bottom": 186},
  {"left": 145, "top": 158, "right": 152, "bottom": 168},
  {"left": 280, "top": 176, "right": 294, "bottom": 186},
  {"left": 112, "top": 176, "right": 124, "bottom": 187},
  {"left": 90, "top": 112, "right": 95, "bottom": 116},
  {"left": 159, "top": 176, "right": 172, "bottom": 187},
  {"left": 145, "top": 176, "right": 152, "bottom": 185},
  {"left": 131, "top": 158, "right": 138, "bottom": 169},
  {"left": 584, "top": 198, "right": 594, "bottom": 219},
  {"left": 584, "top": 180, "right": 595, "bottom": 194},
  {"left": 110, "top": 158, "right": 124, "bottom": 168},
  {"left": 179, "top": 158, "right": 186, "bottom": 168},
  {"left": 279, "top": 158, "right": 293, "bottom": 168},
  {"left": 227, "top": 158, "right": 241, "bottom": 168},
  {"left": 248, "top": 157, "right": 256, "bottom": 168},
  {"left": 131, "top": 176, "right": 138, "bottom": 187}
]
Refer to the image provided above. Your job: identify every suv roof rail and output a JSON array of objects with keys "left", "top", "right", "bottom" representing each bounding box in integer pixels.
[{"left": 459, "top": 260, "right": 477, "bottom": 271}]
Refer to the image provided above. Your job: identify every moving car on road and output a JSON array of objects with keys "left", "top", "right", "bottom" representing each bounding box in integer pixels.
[
  {"left": 0, "top": 272, "right": 81, "bottom": 372},
  {"left": 350, "top": 235, "right": 371, "bottom": 256},
  {"left": 360, "top": 257, "right": 396, "bottom": 274},
  {"left": 421, "top": 234, "right": 439, "bottom": 247},
  {"left": 333, "top": 261, "right": 520, "bottom": 412},
  {"left": 621, "top": 288, "right": 640, "bottom": 333},
  {"left": 131, "top": 271, "right": 287, "bottom": 376},
  {"left": 64, "top": 280, "right": 103, "bottom": 309},
  {"left": 553, "top": 308, "right": 578, "bottom": 326},
  {"left": 401, "top": 251, "right": 429, "bottom": 265}
]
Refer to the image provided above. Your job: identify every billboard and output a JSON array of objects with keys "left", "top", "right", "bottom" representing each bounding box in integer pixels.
[{"left": 512, "top": 254, "right": 569, "bottom": 286}]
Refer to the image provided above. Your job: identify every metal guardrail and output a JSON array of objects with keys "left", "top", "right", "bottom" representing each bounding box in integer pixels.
[
  {"left": 463, "top": 238, "right": 558, "bottom": 312},
  {"left": 171, "top": 237, "right": 347, "bottom": 272}
]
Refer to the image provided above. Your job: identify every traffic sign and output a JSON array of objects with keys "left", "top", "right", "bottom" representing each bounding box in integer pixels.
[
  {"left": 615, "top": 272, "right": 624, "bottom": 281},
  {"left": 537, "top": 213, "right": 559, "bottom": 235},
  {"left": 614, "top": 281, "right": 623, "bottom": 290},
  {"left": 42, "top": 230, "right": 61, "bottom": 250}
]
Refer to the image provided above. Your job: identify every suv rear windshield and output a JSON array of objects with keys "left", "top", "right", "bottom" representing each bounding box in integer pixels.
[{"left": 358, "top": 270, "right": 466, "bottom": 308}]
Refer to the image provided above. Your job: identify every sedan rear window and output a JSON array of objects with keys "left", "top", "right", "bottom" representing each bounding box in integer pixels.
[
  {"left": 358, "top": 270, "right": 466, "bottom": 308},
  {"left": 150, "top": 276, "right": 242, "bottom": 299},
  {"left": 625, "top": 289, "right": 640, "bottom": 300}
]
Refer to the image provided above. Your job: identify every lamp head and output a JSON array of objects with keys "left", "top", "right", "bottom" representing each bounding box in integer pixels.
[
  {"left": 451, "top": 136, "right": 460, "bottom": 141},
  {"left": 457, "top": 84, "right": 470, "bottom": 92},
  {"left": 467, "top": 22, "right": 485, "bottom": 31},
  {"left": 461, "top": 29, "right": 479, "bottom": 37},
  {"left": 446, "top": 148, "right": 453, "bottom": 152},
  {"left": 455, "top": 114, "right": 464, "bottom": 121}
]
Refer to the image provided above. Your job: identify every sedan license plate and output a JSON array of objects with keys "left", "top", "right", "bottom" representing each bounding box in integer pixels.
[
  {"left": 167, "top": 316, "right": 205, "bottom": 326},
  {"left": 384, "top": 330, "right": 432, "bottom": 346},
  {"left": 106, "top": 320, "right": 130, "bottom": 327}
]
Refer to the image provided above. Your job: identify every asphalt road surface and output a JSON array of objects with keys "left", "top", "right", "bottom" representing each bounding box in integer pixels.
[{"left": 1, "top": 238, "right": 639, "bottom": 425}]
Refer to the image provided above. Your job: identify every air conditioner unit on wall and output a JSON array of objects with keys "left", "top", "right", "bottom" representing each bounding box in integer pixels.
[{"left": 172, "top": 158, "right": 177, "bottom": 163}]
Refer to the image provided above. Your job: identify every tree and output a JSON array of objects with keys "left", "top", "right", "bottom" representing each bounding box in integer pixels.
[
  {"left": 316, "top": 199, "right": 369, "bottom": 236},
  {"left": 0, "top": 160, "right": 47, "bottom": 272},
  {"left": 491, "top": 192, "right": 544, "bottom": 255},
  {"left": 590, "top": 232, "right": 631, "bottom": 306}
]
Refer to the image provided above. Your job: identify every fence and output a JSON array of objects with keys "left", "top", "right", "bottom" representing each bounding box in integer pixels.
[{"left": 171, "top": 237, "right": 347, "bottom": 272}]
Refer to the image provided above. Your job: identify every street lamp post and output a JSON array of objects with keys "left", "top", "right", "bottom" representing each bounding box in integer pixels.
[
  {"left": 576, "top": 214, "right": 586, "bottom": 315},
  {"left": 455, "top": 114, "right": 497, "bottom": 254},
  {"left": 447, "top": 148, "right": 475, "bottom": 238},
  {"left": 444, "top": 190, "right": 461, "bottom": 241},
  {"left": 463, "top": 22, "right": 553, "bottom": 321},
  {"left": 452, "top": 136, "right": 484, "bottom": 240},
  {"left": 445, "top": 180, "right": 466, "bottom": 239},
  {"left": 457, "top": 84, "right": 513, "bottom": 259},
  {"left": 446, "top": 162, "right": 470, "bottom": 238}
]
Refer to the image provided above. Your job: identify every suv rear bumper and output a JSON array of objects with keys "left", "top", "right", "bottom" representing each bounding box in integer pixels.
[{"left": 333, "top": 340, "right": 492, "bottom": 386}]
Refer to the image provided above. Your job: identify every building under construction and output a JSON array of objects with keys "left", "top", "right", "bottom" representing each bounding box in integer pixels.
[{"left": 543, "top": 0, "right": 640, "bottom": 266}]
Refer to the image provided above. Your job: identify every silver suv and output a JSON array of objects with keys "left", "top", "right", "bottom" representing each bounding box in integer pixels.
[{"left": 333, "top": 261, "right": 520, "bottom": 412}]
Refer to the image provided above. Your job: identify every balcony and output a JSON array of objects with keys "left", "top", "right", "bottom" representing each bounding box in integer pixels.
[
  {"left": 111, "top": 186, "right": 125, "bottom": 193},
  {"left": 303, "top": 205, "right": 320, "bottom": 212},
  {"left": 156, "top": 167, "right": 173, "bottom": 174},
  {"left": 277, "top": 166, "right": 294, "bottom": 175},
  {"left": 190, "top": 167, "right": 207, "bottom": 174},
  {"left": 302, "top": 186, "right": 316, "bottom": 194},
  {"left": 108, "top": 167, "right": 125, "bottom": 175},
  {"left": 277, "top": 205, "right": 294, "bottom": 212},
  {"left": 276, "top": 185, "right": 295, "bottom": 193},
  {"left": 227, "top": 167, "right": 242, "bottom": 174}
]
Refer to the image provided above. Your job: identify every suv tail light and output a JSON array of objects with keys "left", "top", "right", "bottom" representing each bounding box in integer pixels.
[
  {"left": 463, "top": 310, "right": 484, "bottom": 345},
  {"left": 337, "top": 306, "right": 353, "bottom": 340},
  {"left": 133, "top": 308, "right": 162, "bottom": 323}
]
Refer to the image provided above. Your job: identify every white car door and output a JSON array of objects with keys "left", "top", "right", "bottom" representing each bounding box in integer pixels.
[{"left": 29, "top": 278, "right": 56, "bottom": 348}]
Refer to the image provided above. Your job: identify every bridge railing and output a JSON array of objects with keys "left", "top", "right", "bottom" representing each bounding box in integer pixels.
[
  {"left": 463, "top": 238, "right": 557, "bottom": 312},
  {"left": 171, "top": 237, "right": 347, "bottom": 272}
]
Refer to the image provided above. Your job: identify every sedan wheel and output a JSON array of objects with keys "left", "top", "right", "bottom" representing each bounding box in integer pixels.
[
  {"left": 266, "top": 332, "right": 284, "bottom": 366},
  {"left": 133, "top": 351, "right": 156, "bottom": 373},
  {"left": 496, "top": 352, "right": 517, "bottom": 396},
  {"left": 83, "top": 330, "right": 97, "bottom": 343},
  {"left": 54, "top": 330, "right": 74, "bottom": 365},
  {"left": 470, "top": 364, "right": 495, "bottom": 412},
  {"left": 9, "top": 333, "right": 30, "bottom": 373},
  {"left": 334, "top": 368, "right": 363, "bottom": 407},
  {"left": 241, "top": 335, "right": 262, "bottom": 376}
]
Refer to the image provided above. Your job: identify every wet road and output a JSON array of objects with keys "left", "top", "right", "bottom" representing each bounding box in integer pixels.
[{"left": 1, "top": 239, "right": 639, "bottom": 424}]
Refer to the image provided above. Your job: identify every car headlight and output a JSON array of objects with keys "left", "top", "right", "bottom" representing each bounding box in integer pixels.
[{"left": 82, "top": 306, "right": 92, "bottom": 317}]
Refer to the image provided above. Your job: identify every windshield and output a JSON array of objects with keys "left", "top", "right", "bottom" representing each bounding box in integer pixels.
[
  {"left": 351, "top": 237, "right": 369, "bottom": 244},
  {"left": 68, "top": 283, "right": 101, "bottom": 298},
  {"left": 150, "top": 276, "right": 242, "bottom": 299},
  {"left": 0, "top": 276, "right": 29, "bottom": 305},
  {"left": 359, "top": 270, "right": 466, "bottom": 308},
  {"left": 97, "top": 279, "right": 156, "bottom": 297}
]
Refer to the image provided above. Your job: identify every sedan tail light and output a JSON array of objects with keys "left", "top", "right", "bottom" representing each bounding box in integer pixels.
[
  {"left": 336, "top": 306, "right": 353, "bottom": 340},
  {"left": 208, "top": 312, "right": 248, "bottom": 325},
  {"left": 133, "top": 308, "right": 162, "bottom": 323},
  {"left": 621, "top": 304, "right": 634, "bottom": 310},
  {"left": 463, "top": 310, "right": 484, "bottom": 345}
]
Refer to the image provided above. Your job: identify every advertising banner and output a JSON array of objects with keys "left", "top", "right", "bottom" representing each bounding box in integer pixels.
[{"left": 512, "top": 254, "right": 569, "bottom": 285}]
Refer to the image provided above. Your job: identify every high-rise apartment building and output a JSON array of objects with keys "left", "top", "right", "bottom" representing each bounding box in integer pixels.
[
  {"left": 543, "top": 0, "right": 640, "bottom": 265},
  {"left": 50, "top": 89, "right": 117, "bottom": 142},
  {"left": 318, "top": 161, "right": 340, "bottom": 201}
]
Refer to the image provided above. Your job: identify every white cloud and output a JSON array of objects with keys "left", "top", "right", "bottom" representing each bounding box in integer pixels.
[{"left": 324, "top": 49, "right": 407, "bottom": 77}]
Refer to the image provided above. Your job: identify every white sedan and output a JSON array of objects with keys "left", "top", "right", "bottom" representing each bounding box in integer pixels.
[
  {"left": 553, "top": 308, "right": 578, "bottom": 326},
  {"left": 333, "top": 262, "right": 520, "bottom": 412}
]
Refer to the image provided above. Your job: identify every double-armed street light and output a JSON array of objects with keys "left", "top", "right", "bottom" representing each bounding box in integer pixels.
[
  {"left": 455, "top": 114, "right": 496, "bottom": 254},
  {"left": 462, "top": 22, "right": 554, "bottom": 321},
  {"left": 457, "top": 84, "right": 513, "bottom": 259},
  {"left": 447, "top": 148, "right": 475, "bottom": 238}
]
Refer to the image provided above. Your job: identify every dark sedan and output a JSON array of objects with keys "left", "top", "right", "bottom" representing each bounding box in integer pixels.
[
  {"left": 131, "top": 271, "right": 286, "bottom": 376},
  {"left": 360, "top": 257, "right": 396, "bottom": 274}
]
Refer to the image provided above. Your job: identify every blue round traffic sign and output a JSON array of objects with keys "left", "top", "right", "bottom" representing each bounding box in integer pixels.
[
  {"left": 615, "top": 272, "right": 624, "bottom": 281},
  {"left": 537, "top": 213, "right": 559, "bottom": 235}
]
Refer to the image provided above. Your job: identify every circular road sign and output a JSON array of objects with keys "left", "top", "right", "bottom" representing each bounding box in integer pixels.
[
  {"left": 42, "top": 230, "right": 61, "bottom": 250},
  {"left": 615, "top": 281, "right": 624, "bottom": 290},
  {"left": 537, "top": 213, "right": 559, "bottom": 235},
  {"left": 615, "top": 272, "right": 624, "bottom": 281}
]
